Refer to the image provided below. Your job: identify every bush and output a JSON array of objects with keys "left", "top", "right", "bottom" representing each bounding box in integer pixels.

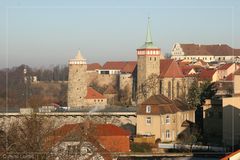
[{"left": 130, "top": 142, "right": 152, "bottom": 152}]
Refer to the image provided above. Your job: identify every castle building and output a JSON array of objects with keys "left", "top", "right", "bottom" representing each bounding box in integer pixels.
[
  {"left": 171, "top": 43, "right": 240, "bottom": 63},
  {"left": 137, "top": 18, "right": 164, "bottom": 103}
]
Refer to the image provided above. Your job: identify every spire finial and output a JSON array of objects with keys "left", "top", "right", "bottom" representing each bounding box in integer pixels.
[{"left": 146, "top": 17, "right": 152, "bottom": 43}]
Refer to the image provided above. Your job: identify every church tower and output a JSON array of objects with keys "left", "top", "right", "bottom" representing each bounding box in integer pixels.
[
  {"left": 137, "top": 18, "right": 162, "bottom": 103},
  {"left": 67, "top": 50, "right": 87, "bottom": 107}
]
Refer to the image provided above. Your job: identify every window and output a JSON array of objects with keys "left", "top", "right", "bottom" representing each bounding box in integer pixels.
[
  {"left": 168, "top": 81, "right": 171, "bottom": 98},
  {"left": 176, "top": 82, "right": 180, "bottom": 98},
  {"left": 150, "top": 57, "right": 152, "bottom": 61},
  {"left": 146, "top": 105, "right": 151, "bottom": 113},
  {"left": 146, "top": 117, "right": 151, "bottom": 125},
  {"left": 154, "top": 57, "right": 156, "bottom": 61},
  {"left": 166, "top": 130, "right": 170, "bottom": 139},
  {"left": 166, "top": 115, "right": 170, "bottom": 124}
]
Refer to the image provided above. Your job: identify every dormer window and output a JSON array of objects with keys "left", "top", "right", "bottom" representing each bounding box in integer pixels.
[{"left": 146, "top": 105, "right": 151, "bottom": 113}]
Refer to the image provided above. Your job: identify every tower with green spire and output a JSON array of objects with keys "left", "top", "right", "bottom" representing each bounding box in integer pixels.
[{"left": 137, "top": 17, "right": 162, "bottom": 104}]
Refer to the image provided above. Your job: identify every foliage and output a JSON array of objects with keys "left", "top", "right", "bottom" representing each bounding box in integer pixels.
[
  {"left": 187, "top": 79, "right": 200, "bottom": 108},
  {"left": 130, "top": 142, "right": 152, "bottom": 152},
  {"left": 199, "top": 81, "right": 217, "bottom": 104},
  {"left": 119, "top": 85, "right": 131, "bottom": 106}
]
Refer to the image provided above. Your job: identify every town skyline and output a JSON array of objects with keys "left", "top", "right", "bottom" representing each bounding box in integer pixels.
[{"left": 0, "top": 0, "right": 240, "bottom": 68}]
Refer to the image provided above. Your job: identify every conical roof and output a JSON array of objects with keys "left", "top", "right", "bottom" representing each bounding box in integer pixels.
[
  {"left": 75, "top": 50, "right": 85, "bottom": 60},
  {"left": 140, "top": 17, "right": 158, "bottom": 49}
]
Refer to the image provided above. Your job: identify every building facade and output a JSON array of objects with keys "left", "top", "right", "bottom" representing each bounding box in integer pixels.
[
  {"left": 136, "top": 94, "right": 195, "bottom": 142},
  {"left": 171, "top": 43, "right": 240, "bottom": 63}
]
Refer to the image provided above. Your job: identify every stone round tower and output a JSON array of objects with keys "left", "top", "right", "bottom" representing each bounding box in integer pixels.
[{"left": 67, "top": 50, "right": 87, "bottom": 107}]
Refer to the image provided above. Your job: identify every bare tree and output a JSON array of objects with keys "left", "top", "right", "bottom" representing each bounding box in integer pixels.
[{"left": 137, "top": 74, "right": 160, "bottom": 101}]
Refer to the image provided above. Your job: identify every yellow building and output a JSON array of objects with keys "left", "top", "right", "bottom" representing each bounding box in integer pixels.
[
  {"left": 136, "top": 94, "right": 195, "bottom": 142},
  {"left": 222, "top": 69, "right": 240, "bottom": 146}
]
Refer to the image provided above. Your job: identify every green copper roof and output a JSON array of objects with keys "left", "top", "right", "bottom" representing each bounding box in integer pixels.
[{"left": 139, "top": 17, "right": 158, "bottom": 49}]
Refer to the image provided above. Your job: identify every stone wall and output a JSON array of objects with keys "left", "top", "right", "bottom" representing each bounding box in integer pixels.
[{"left": 0, "top": 114, "right": 136, "bottom": 131}]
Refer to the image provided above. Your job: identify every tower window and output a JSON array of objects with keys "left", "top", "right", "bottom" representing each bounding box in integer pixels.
[
  {"left": 150, "top": 57, "right": 152, "bottom": 61},
  {"left": 154, "top": 57, "right": 156, "bottom": 61}
]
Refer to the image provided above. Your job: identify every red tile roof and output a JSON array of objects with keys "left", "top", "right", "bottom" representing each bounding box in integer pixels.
[
  {"left": 199, "top": 69, "right": 216, "bottom": 81},
  {"left": 180, "top": 66, "right": 195, "bottom": 76},
  {"left": 138, "top": 94, "right": 194, "bottom": 115},
  {"left": 85, "top": 87, "right": 106, "bottom": 99},
  {"left": 122, "top": 61, "right": 137, "bottom": 73},
  {"left": 53, "top": 123, "right": 130, "bottom": 137},
  {"left": 193, "top": 59, "right": 208, "bottom": 66},
  {"left": 218, "top": 63, "right": 233, "bottom": 70},
  {"left": 180, "top": 44, "right": 240, "bottom": 56},
  {"left": 102, "top": 61, "right": 137, "bottom": 73},
  {"left": 87, "top": 63, "right": 102, "bottom": 71},
  {"left": 45, "top": 123, "right": 113, "bottom": 159},
  {"left": 160, "top": 59, "right": 184, "bottom": 78},
  {"left": 96, "top": 124, "right": 130, "bottom": 136},
  {"left": 225, "top": 73, "right": 234, "bottom": 81}
]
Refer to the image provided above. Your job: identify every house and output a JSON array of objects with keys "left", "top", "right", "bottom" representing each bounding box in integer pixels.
[
  {"left": 136, "top": 94, "right": 195, "bottom": 142},
  {"left": 222, "top": 69, "right": 240, "bottom": 146},
  {"left": 45, "top": 123, "right": 131, "bottom": 155},
  {"left": 198, "top": 68, "right": 218, "bottom": 82},
  {"left": 221, "top": 149, "right": 240, "bottom": 160},
  {"left": 171, "top": 43, "right": 240, "bottom": 62},
  {"left": 99, "top": 61, "right": 137, "bottom": 75},
  {"left": 85, "top": 87, "right": 107, "bottom": 107},
  {"left": 180, "top": 66, "right": 197, "bottom": 76},
  {"left": 217, "top": 63, "right": 239, "bottom": 80},
  {"left": 193, "top": 59, "right": 209, "bottom": 68},
  {"left": 45, "top": 123, "right": 112, "bottom": 160}
]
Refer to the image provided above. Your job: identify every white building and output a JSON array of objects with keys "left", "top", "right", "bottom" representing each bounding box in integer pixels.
[{"left": 171, "top": 43, "right": 240, "bottom": 63}]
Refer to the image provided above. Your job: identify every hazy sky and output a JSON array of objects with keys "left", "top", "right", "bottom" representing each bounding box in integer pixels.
[{"left": 0, "top": 0, "right": 240, "bottom": 68}]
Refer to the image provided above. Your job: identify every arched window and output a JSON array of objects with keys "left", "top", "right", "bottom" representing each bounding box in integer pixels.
[
  {"left": 168, "top": 81, "right": 171, "bottom": 98},
  {"left": 166, "top": 130, "right": 170, "bottom": 139},
  {"left": 159, "top": 80, "right": 162, "bottom": 94},
  {"left": 177, "top": 82, "right": 180, "bottom": 98}
]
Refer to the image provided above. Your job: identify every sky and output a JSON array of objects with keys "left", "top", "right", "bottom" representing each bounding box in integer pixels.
[{"left": 0, "top": 0, "right": 240, "bottom": 68}]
